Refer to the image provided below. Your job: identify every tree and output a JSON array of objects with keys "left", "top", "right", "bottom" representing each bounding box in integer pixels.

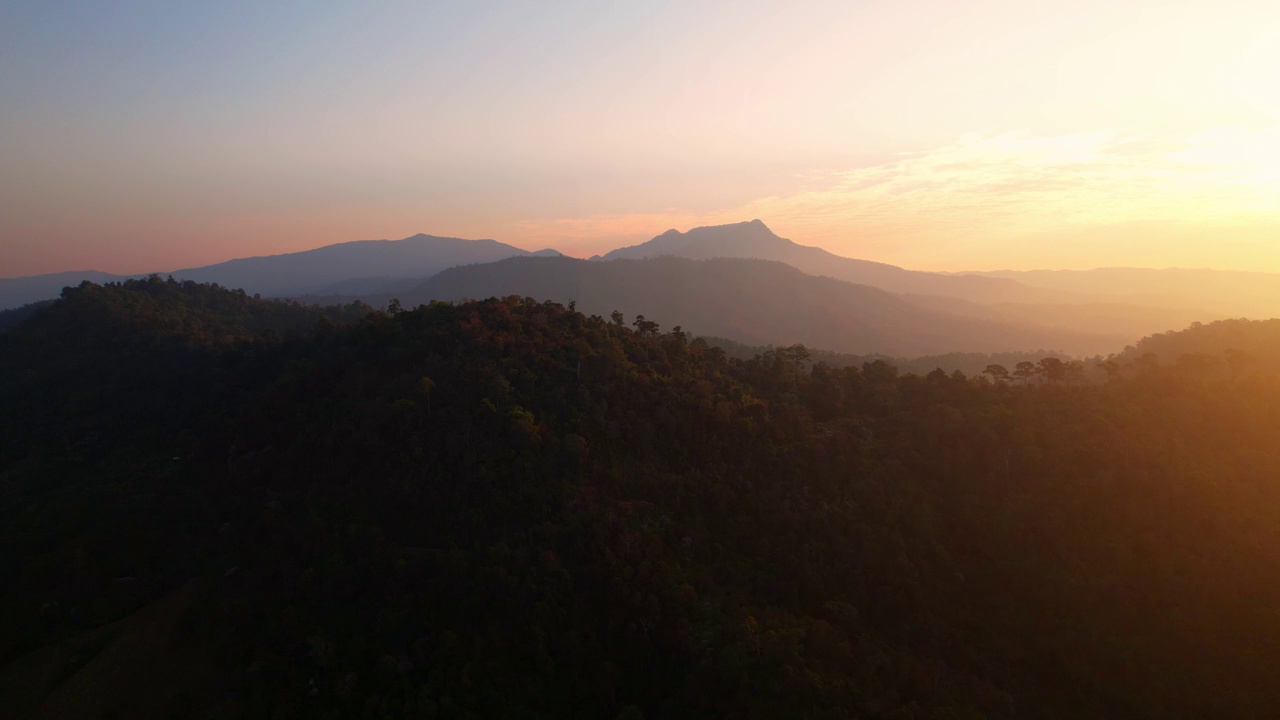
[
  {"left": 1064, "top": 360, "right": 1086, "bottom": 384},
  {"left": 984, "top": 364, "right": 1011, "bottom": 384},
  {"left": 1131, "top": 352, "right": 1161, "bottom": 377},
  {"left": 862, "top": 359, "right": 899, "bottom": 384},
  {"left": 419, "top": 375, "right": 435, "bottom": 414},
  {"left": 1037, "top": 357, "right": 1067, "bottom": 384},
  {"left": 1096, "top": 359, "right": 1123, "bottom": 383},
  {"left": 1224, "top": 348, "right": 1256, "bottom": 380},
  {"left": 633, "top": 315, "right": 659, "bottom": 337},
  {"left": 1013, "top": 361, "right": 1036, "bottom": 384},
  {"left": 782, "top": 344, "right": 811, "bottom": 369}
]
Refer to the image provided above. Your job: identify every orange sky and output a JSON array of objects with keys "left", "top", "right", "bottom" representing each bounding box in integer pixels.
[{"left": 2, "top": 0, "right": 1277, "bottom": 277}]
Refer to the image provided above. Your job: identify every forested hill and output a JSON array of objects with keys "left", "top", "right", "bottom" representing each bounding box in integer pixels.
[
  {"left": 390, "top": 255, "right": 1122, "bottom": 356},
  {"left": 3, "top": 280, "right": 1280, "bottom": 719},
  {"left": 0, "top": 276, "right": 373, "bottom": 344},
  {"left": 1113, "top": 318, "right": 1280, "bottom": 376}
]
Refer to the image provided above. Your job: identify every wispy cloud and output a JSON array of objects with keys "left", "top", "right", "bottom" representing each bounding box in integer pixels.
[{"left": 511, "top": 127, "right": 1280, "bottom": 270}]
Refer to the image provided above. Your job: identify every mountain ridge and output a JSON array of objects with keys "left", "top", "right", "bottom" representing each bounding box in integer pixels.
[
  {"left": 386, "top": 255, "right": 1121, "bottom": 356},
  {"left": 0, "top": 234, "right": 560, "bottom": 309},
  {"left": 594, "top": 220, "right": 1066, "bottom": 304}
]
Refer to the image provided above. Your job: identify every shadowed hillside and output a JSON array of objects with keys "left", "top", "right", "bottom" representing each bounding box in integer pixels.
[
  {"left": 596, "top": 220, "right": 1061, "bottom": 304},
  {"left": 392, "top": 255, "right": 1122, "bottom": 356},
  {"left": 4, "top": 280, "right": 1280, "bottom": 718},
  {"left": 0, "top": 271, "right": 132, "bottom": 312}
]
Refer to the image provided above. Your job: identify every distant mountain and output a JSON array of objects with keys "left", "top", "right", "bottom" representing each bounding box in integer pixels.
[
  {"left": 167, "top": 234, "right": 559, "bottom": 298},
  {"left": 389, "top": 255, "right": 1122, "bottom": 356},
  {"left": 971, "top": 267, "right": 1280, "bottom": 320},
  {"left": 595, "top": 220, "right": 1062, "bottom": 304},
  {"left": 0, "top": 235, "right": 561, "bottom": 310},
  {"left": 0, "top": 270, "right": 132, "bottom": 311}
]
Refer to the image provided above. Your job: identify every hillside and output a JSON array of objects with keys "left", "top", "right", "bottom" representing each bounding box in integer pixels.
[
  {"left": 0, "top": 270, "right": 132, "bottom": 311},
  {"left": 596, "top": 220, "right": 1060, "bottom": 304},
  {"left": 3, "top": 280, "right": 1280, "bottom": 718},
  {"left": 390, "top": 255, "right": 1121, "bottom": 356},
  {"left": 1103, "top": 318, "right": 1280, "bottom": 380}
]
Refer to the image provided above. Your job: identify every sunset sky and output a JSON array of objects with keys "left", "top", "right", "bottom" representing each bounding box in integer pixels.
[{"left": 2, "top": 0, "right": 1277, "bottom": 277}]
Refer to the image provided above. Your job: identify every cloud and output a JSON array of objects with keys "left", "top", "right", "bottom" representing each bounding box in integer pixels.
[{"left": 510, "top": 127, "right": 1280, "bottom": 269}]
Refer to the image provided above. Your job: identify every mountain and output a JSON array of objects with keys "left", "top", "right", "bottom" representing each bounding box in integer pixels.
[
  {"left": 0, "top": 270, "right": 132, "bottom": 311},
  {"left": 389, "top": 255, "right": 1122, "bottom": 356},
  {"left": 971, "top": 267, "right": 1280, "bottom": 320},
  {"left": 593, "top": 221, "right": 1237, "bottom": 342},
  {"left": 0, "top": 235, "right": 561, "bottom": 310},
  {"left": 166, "top": 234, "right": 558, "bottom": 298},
  {"left": 595, "top": 220, "right": 1061, "bottom": 304}
]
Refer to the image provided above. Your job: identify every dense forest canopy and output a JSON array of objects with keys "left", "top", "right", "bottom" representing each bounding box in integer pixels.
[
  {"left": 699, "top": 335, "right": 1071, "bottom": 379},
  {"left": 1113, "top": 318, "right": 1280, "bottom": 377},
  {"left": 3, "top": 278, "right": 1280, "bottom": 718}
]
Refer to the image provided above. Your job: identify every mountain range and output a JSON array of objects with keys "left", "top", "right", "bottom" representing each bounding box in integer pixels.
[
  {"left": 4, "top": 220, "right": 1275, "bottom": 357},
  {"left": 595, "top": 220, "right": 1060, "bottom": 305},
  {"left": 383, "top": 256, "right": 1120, "bottom": 356},
  {"left": 0, "top": 234, "right": 556, "bottom": 310}
]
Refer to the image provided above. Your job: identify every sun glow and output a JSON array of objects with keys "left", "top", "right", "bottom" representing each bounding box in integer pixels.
[
  {"left": 510, "top": 126, "right": 1280, "bottom": 271},
  {"left": 3, "top": 0, "right": 1279, "bottom": 276}
]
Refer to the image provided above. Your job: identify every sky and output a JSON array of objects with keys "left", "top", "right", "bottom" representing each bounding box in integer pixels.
[{"left": 1, "top": 0, "right": 1278, "bottom": 277}]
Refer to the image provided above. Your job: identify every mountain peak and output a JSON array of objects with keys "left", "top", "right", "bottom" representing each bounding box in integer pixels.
[
  {"left": 685, "top": 218, "right": 778, "bottom": 239},
  {"left": 598, "top": 220, "right": 790, "bottom": 263}
]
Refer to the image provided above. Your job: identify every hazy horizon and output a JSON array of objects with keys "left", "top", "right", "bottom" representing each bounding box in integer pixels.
[
  {"left": 6, "top": 218, "right": 1279, "bottom": 282},
  {"left": 3, "top": 0, "right": 1278, "bottom": 277}
]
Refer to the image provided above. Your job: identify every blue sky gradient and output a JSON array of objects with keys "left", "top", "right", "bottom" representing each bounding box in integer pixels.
[{"left": 2, "top": 0, "right": 1277, "bottom": 275}]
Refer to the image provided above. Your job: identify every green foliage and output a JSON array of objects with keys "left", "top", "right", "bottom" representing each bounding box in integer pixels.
[{"left": 3, "top": 281, "right": 1280, "bottom": 718}]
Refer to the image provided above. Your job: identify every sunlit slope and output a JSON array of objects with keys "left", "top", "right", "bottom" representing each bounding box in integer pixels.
[{"left": 974, "top": 267, "right": 1280, "bottom": 320}]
